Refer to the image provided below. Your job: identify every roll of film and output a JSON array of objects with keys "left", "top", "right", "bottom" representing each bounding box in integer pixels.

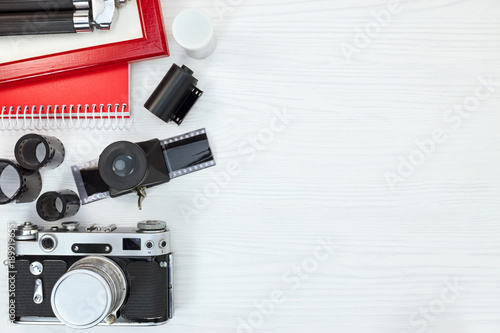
[
  {"left": 15, "top": 134, "right": 65, "bottom": 170},
  {"left": 36, "top": 190, "right": 81, "bottom": 222},
  {"left": 144, "top": 64, "right": 203, "bottom": 125},
  {"left": 0, "top": 159, "right": 42, "bottom": 205}
]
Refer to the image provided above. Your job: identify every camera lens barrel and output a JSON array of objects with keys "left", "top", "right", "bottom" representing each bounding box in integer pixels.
[
  {"left": 0, "top": 159, "right": 42, "bottom": 205},
  {"left": 36, "top": 190, "right": 80, "bottom": 221},
  {"left": 51, "top": 256, "right": 127, "bottom": 329},
  {"left": 15, "top": 134, "right": 65, "bottom": 170},
  {"left": 98, "top": 141, "right": 149, "bottom": 191}
]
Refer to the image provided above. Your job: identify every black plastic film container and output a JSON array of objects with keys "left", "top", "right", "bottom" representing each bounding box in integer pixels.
[{"left": 144, "top": 64, "right": 203, "bottom": 125}]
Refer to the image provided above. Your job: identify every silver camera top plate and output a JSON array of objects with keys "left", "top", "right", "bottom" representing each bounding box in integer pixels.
[{"left": 14, "top": 221, "right": 171, "bottom": 257}]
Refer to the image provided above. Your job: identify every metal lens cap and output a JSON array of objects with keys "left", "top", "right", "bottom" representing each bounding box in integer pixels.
[
  {"left": 51, "top": 271, "right": 112, "bottom": 329},
  {"left": 137, "top": 220, "right": 167, "bottom": 232}
]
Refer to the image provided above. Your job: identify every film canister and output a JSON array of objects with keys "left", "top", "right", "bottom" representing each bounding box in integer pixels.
[
  {"left": 144, "top": 64, "right": 203, "bottom": 125},
  {"left": 172, "top": 9, "right": 216, "bottom": 59}
]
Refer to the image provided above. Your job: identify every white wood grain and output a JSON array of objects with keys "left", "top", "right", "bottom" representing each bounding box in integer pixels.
[{"left": 1, "top": 0, "right": 500, "bottom": 332}]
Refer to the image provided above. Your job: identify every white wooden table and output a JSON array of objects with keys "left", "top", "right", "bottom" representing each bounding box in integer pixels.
[{"left": 1, "top": 0, "right": 500, "bottom": 332}]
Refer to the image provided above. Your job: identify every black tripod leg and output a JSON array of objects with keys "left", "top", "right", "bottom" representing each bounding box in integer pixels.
[
  {"left": 0, "top": 11, "right": 84, "bottom": 35},
  {"left": 0, "top": 0, "right": 84, "bottom": 13}
]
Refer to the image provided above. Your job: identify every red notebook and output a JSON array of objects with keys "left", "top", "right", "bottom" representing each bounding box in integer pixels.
[{"left": 0, "top": 63, "right": 130, "bottom": 130}]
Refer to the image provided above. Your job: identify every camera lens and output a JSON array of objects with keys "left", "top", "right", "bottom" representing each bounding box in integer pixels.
[
  {"left": 40, "top": 235, "right": 56, "bottom": 252},
  {"left": 112, "top": 155, "right": 135, "bottom": 177},
  {"left": 51, "top": 256, "right": 127, "bottom": 329},
  {"left": 98, "top": 141, "right": 148, "bottom": 191}
]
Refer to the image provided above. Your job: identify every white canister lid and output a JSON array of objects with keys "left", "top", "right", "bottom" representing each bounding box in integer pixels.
[{"left": 172, "top": 9, "right": 216, "bottom": 59}]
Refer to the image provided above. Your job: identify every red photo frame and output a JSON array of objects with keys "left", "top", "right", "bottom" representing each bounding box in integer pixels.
[{"left": 0, "top": 0, "right": 169, "bottom": 86}]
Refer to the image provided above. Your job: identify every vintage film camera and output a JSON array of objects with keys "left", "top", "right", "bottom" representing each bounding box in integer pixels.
[{"left": 8, "top": 220, "right": 173, "bottom": 329}]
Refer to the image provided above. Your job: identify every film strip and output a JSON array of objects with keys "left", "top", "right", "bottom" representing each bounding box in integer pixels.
[
  {"left": 161, "top": 128, "right": 216, "bottom": 179},
  {"left": 72, "top": 128, "right": 215, "bottom": 205},
  {"left": 0, "top": 159, "right": 42, "bottom": 205},
  {"left": 71, "top": 159, "right": 111, "bottom": 205},
  {"left": 36, "top": 190, "right": 81, "bottom": 222},
  {"left": 0, "top": 134, "right": 66, "bottom": 205},
  {"left": 15, "top": 134, "right": 65, "bottom": 170}
]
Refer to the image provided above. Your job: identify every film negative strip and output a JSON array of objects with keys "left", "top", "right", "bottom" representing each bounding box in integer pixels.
[
  {"left": 36, "top": 190, "right": 81, "bottom": 222},
  {"left": 0, "top": 134, "right": 65, "bottom": 205},
  {"left": 0, "top": 159, "right": 42, "bottom": 205},
  {"left": 161, "top": 128, "right": 216, "bottom": 179},
  {"left": 72, "top": 128, "right": 215, "bottom": 205},
  {"left": 15, "top": 134, "right": 65, "bottom": 170},
  {"left": 71, "top": 159, "right": 111, "bottom": 205}
]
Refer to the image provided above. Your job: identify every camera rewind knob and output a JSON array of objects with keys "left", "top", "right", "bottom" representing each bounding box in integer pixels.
[
  {"left": 14, "top": 222, "right": 39, "bottom": 240},
  {"left": 137, "top": 220, "right": 167, "bottom": 232}
]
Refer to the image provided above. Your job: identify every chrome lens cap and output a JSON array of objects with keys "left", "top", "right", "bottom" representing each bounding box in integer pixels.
[
  {"left": 51, "top": 270, "right": 112, "bottom": 329},
  {"left": 51, "top": 256, "right": 127, "bottom": 329}
]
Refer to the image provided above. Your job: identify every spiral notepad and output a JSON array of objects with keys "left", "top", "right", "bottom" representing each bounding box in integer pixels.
[{"left": 0, "top": 63, "right": 131, "bottom": 130}]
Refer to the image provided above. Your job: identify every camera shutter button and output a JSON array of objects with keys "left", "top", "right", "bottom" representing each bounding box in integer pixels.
[{"left": 61, "top": 221, "right": 80, "bottom": 231}]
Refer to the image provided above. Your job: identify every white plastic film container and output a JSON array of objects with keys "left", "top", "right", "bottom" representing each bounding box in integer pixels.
[{"left": 172, "top": 9, "right": 217, "bottom": 59}]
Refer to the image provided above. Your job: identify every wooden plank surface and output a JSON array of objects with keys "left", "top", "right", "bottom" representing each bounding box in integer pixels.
[{"left": 1, "top": 0, "right": 500, "bottom": 332}]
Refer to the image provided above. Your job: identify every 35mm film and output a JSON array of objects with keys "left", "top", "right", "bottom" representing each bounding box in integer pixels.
[
  {"left": 72, "top": 128, "right": 215, "bottom": 205},
  {"left": 161, "top": 128, "right": 216, "bottom": 178}
]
